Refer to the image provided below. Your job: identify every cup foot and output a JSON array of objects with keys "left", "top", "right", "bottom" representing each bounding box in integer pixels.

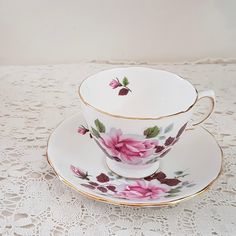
[{"left": 106, "top": 157, "right": 160, "bottom": 179}]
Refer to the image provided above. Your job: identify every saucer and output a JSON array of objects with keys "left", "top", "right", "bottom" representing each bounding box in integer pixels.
[{"left": 46, "top": 114, "right": 222, "bottom": 207}]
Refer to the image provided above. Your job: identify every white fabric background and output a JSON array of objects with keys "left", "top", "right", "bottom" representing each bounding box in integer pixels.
[{"left": 0, "top": 62, "right": 235, "bottom": 235}]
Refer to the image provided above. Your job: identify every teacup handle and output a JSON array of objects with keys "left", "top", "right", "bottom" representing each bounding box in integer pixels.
[{"left": 191, "top": 90, "right": 215, "bottom": 126}]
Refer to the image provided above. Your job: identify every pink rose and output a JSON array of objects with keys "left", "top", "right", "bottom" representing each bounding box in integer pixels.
[
  {"left": 117, "top": 180, "right": 170, "bottom": 200},
  {"left": 109, "top": 79, "right": 121, "bottom": 89},
  {"left": 99, "top": 128, "right": 157, "bottom": 164},
  {"left": 78, "top": 126, "right": 89, "bottom": 135}
]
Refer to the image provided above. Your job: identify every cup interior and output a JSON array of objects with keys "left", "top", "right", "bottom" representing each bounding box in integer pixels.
[{"left": 79, "top": 67, "right": 197, "bottom": 118}]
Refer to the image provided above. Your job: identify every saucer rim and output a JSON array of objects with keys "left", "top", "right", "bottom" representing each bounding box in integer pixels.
[{"left": 46, "top": 115, "right": 223, "bottom": 207}]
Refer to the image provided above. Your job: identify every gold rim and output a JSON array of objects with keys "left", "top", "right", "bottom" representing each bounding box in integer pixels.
[
  {"left": 46, "top": 120, "right": 223, "bottom": 207},
  {"left": 192, "top": 96, "right": 216, "bottom": 126},
  {"left": 78, "top": 67, "right": 199, "bottom": 120}
]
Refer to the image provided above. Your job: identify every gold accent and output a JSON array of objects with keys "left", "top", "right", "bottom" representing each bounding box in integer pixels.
[
  {"left": 46, "top": 121, "right": 223, "bottom": 207},
  {"left": 192, "top": 96, "right": 216, "bottom": 126},
  {"left": 78, "top": 68, "right": 199, "bottom": 120}
]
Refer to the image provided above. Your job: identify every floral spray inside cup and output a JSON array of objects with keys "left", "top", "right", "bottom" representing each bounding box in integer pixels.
[{"left": 78, "top": 67, "right": 215, "bottom": 178}]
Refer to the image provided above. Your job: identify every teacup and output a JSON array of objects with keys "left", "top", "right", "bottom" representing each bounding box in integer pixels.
[{"left": 79, "top": 67, "right": 215, "bottom": 178}]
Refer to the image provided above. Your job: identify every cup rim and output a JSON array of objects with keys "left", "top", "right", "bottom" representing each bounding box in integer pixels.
[{"left": 78, "top": 67, "right": 198, "bottom": 120}]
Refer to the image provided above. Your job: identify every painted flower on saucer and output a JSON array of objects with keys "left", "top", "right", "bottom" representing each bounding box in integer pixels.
[
  {"left": 70, "top": 165, "right": 194, "bottom": 201},
  {"left": 116, "top": 180, "right": 170, "bottom": 200}
]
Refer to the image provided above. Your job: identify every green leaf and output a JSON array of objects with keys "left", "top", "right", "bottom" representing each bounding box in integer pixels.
[
  {"left": 168, "top": 188, "right": 181, "bottom": 194},
  {"left": 175, "top": 186, "right": 182, "bottom": 190},
  {"left": 91, "top": 127, "right": 100, "bottom": 138},
  {"left": 94, "top": 119, "right": 106, "bottom": 133},
  {"left": 122, "top": 77, "right": 129, "bottom": 86},
  {"left": 164, "top": 123, "right": 174, "bottom": 133},
  {"left": 186, "top": 184, "right": 195, "bottom": 188},
  {"left": 144, "top": 126, "right": 160, "bottom": 138},
  {"left": 165, "top": 194, "right": 178, "bottom": 198},
  {"left": 174, "top": 171, "right": 183, "bottom": 175},
  {"left": 179, "top": 174, "right": 188, "bottom": 178}
]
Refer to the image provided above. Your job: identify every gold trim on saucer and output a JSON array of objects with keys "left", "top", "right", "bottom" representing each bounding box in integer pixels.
[
  {"left": 46, "top": 119, "right": 223, "bottom": 207},
  {"left": 78, "top": 67, "right": 199, "bottom": 120}
]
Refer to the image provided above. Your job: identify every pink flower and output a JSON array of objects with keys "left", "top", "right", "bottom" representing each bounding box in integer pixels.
[
  {"left": 70, "top": 165, "right": 88, "bottom": 179},
  {"left": 117, "top": 180, "right": 170, "bottom": 200},
  {"left": 78, "top": 126, "right": 89, "bottom": 135},
  {"left": 99, "top": 128, "right": 157, "bottom": 164},
  {"left": 109, "top": 79, "right": 121, "bottom": 89}
]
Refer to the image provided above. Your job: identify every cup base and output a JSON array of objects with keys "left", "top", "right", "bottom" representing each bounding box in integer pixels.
[{"left": 106, "top": 157, "right": 160, "bottom": 179}]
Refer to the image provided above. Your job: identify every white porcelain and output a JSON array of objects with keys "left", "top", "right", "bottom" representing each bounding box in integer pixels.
[
  {"left": 79, "top": 67, "right": 215, "bottom": 178},
  {"left": 47, "top": 114, "right": 222, "bottom": 207}
]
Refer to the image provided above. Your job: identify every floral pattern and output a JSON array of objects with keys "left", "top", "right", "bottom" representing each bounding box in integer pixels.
[
  {"left": 116, "top": 180, "right": 170, "bottom": 200},
  {"left": 70, "top": 165, "right": 195, "bottom": 200},
  {"left": 77, "top": 126, "right": 89, "bottom": 135},
  {"left": 109, "top": 77, "right": 131, "bottom": 96},
  {"left": 99, "top": 128, "right": 158, "bottom": 164},
  {"left": 78, "top": 119, "right": 188, "bottom": 165}
]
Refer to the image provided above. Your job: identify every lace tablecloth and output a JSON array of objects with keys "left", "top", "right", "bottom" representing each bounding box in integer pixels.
[{"left": 0, "top": 63, "right": 235, "bottom": 236}]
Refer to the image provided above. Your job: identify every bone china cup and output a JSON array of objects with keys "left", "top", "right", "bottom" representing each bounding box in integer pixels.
[{"left": 79, "top": 67, "right": 215, "bottom": 178}]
